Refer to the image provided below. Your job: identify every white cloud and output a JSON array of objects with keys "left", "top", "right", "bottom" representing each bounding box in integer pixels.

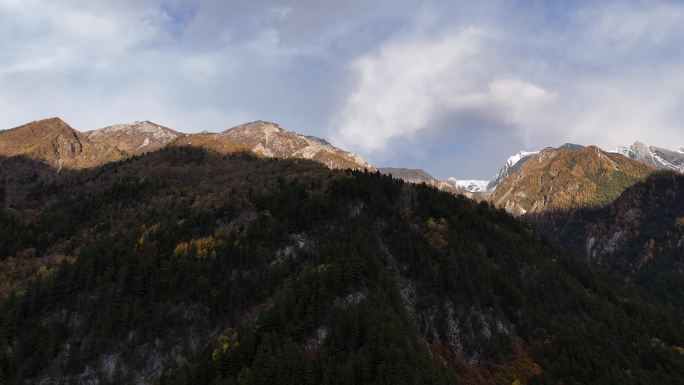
[
  {"left": 332, "top": 27, "right": 556, "bottom": 152},
  {"left": 332, "top": 0, "right": 684, "bottom": 160},
  {"left": 1, "top": 0, "right": 684, "bottom": 178}
]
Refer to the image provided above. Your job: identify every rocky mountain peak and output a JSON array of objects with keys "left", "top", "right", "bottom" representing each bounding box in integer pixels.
[
  {"left": 0, "top": 118, "right": 125, "bottom": 170},
  {"left": 607, "top": 141, "right": 684, "bottom": 172},
  {"left": 86, "top": 121, "right": 182, "bottom": 156},
  {"left": 225, "top": 120, "right": 284, "bottom": 136},
  {"left": 217, "top": 121, "right": 372, "bottom": 171}
]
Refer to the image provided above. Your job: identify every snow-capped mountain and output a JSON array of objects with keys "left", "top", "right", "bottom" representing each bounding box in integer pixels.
[
  {"left": 449, "top": 178, "right": 489, "bottom": 193},
  {"left": 447, "top": 150, "right": 538, "bottom": 195},
  {"left": 485, "top": 150, "right": 539, "bottom": 192},
  {"left": 607, "top": 141, "right": 684, "bottom": 172}
]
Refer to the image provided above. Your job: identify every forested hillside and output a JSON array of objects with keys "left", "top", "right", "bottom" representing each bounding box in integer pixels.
[
  {"left": 2, "top": 148, "right": 684, "bottom": 385},
  {"left": 532, "top": 171, "right": 684, "bottom": 308}
]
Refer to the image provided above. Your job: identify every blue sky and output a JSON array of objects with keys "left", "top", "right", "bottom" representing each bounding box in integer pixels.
[{"left": 1, "top": 0, "right": 684, "bottom": 179}]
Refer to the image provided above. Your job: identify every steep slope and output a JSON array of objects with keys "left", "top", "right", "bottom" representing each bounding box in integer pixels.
[
  {"left": 609, "top": 141, "right": 684, "bottom": 172},
  {"left": 2, "top": 149, "right": 684, "bottom": 384},
  {"left": 215, "top": 121, "right": 373, "bottom": 170},
  {"left": 0, "top": 118, "right": 124, "bottom": 170},
  {"left": 532, "top": 171, "right": 684, "bottom": 307},
  {"left": 86, "top": 121, "right": 184, "bottom": 156},
  {"left": 491, "top": 146, "right": 655, "bottom": 215},
  {"left": 485, "top": 150, "right": 538, "bottom": 192}
]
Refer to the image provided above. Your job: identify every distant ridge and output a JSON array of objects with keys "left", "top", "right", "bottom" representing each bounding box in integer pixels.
[{"left": 0, "top": 118, "right": 371, "bottom": 172}]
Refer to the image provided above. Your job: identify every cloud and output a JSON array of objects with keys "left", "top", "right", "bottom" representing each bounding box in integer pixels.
[
  {"left": 331, "top": 27, "right": 556, "bottom": 152},
  {"left": 332, "top": 0, "right": 684, "bottom": 164},
  {"left": 1, "top": 0, "right": 684, "bottom": 179}
]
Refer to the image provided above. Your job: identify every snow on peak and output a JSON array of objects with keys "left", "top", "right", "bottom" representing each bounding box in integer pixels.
[
  {"left": 451, "top": 178, "right": 489, "bottom": 193},
  {"left": 606, "top": 141, "right": 684, "bottom": 172},
  {"left": 506, "top": 150, "right": 538, "bottom": 168},
  {"left": 607, "top": 146, "right": 631, "bottom": 156}
]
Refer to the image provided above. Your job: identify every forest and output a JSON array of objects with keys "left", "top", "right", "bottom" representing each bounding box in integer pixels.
[{"left": 2, "top": 147, "right": 684, "bottom": 384}]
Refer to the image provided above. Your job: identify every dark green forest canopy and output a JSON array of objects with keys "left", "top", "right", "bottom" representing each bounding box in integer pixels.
[
  {"left": 1, "top": 147, "right": 684, "bottom": 385},
  {"left": 531, "top": 171, "right": 684, "bottom": 309}
]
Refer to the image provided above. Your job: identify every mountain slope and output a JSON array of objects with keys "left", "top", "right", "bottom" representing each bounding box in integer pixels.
[
  {"left": 2, "top": 149, "right": 684, "bottom": 384},
  {"left": 215, "top": 121, "right": 372, "bottom": 170},
  {"left": 532, "top": 171, "right": 684, "bottom": 307},
  {"left": 86, "top": 121, "right": 184, "bottom": 156},
  {"left": 0, "top": 118, "right": 125, "bottom": 170},
  {"left": 486, "top": 150, "right": 538, "bottom": 192},
  {"left": 491, "top": 146, "right": 655, "bottom": 215}
]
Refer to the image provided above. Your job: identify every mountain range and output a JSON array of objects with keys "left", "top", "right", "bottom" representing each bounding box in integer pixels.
[
  {"left": 2, "top": 116, "right": 684, "bottom": 385},
  {"left": 4, "top": 118, "right": 681, "bottom": 218},
  {"left": 0, "top": 118, "right": 371, "bottom": 172}
]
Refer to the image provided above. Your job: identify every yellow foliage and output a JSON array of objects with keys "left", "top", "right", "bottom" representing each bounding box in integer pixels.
[
  {"left": 137, "top": 223, "right": 160, "bottom": 247},
  {"left": 174, "top": 236, "right": 221, "bottom": 260},
  {"left": 173, "top": 242, "right": 189, "bottom": 257},
  {"left": 37, "top": 265, "right": 49, "bottom": 277},
  {"left": 676, "top": 217, "right": 684, "bottom": 228},
  {"left": 426, "top": 217, "right": 449, "bottom": 250}
]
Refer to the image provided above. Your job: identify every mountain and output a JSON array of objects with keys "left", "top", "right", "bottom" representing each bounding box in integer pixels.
[
  {"left": 532, "top": 171, "right": 684, "bottom": 308},
  {"left": 485, "top": 150, "right": 538, "bottom": 192},
  {"left": 215, "top": 121, "right": 372, "bottom": 170},
  {"left": 85, "top": 121, "right": 184, "bottom": 156},
  {"left": 0, "top": 117, "right": 125, "bottom": 170},
  {"left": 490, "top": 145, "right": 655, "bottom": 215},
  {"left": 450, "top": 178, "right": 489, "bottom": 193},
  {"left": 608, "top": 141, "right": 684, "bottom": 172},
  {"left": 378, "top": 168, "right": 466, "bottom": 194},
  {"left": 0, "top": 118, "right": 372, "bottom": 174},
  {"left": 3, "top": 148, "right": 684, "bottom": 384}
]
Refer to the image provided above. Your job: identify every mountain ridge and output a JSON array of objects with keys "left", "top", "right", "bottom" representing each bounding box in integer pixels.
[{"left": 0, "top": 118, "right": 371, "bottom": 172}]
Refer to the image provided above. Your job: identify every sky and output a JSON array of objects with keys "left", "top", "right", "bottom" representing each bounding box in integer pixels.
[{"left": 1, "top": 0, "right": 684, "bottom": 180}]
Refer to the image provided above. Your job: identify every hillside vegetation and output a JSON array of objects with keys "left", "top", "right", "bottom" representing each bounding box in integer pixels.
[
  {"left": 532, "top": 170, "right": 684, "bottom": 308},
  {"left": 1, "top": 148, "right": 684, "bottom": 384},
  {"left": 492, "top": 146, "right": 655, "bottom": 215}
]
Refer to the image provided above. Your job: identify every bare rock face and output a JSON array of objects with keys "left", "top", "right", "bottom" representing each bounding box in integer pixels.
[
  {"left": 86, "top": 121, "right": 183, "bottom": 156},
  {"left": 215, "top": 121, "right": 373, "bottom": 170},
  {"left": 0, "top": 117, "right": 124, "bottom": 170}
]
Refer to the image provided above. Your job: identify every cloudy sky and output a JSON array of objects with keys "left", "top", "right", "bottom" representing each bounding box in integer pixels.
[{"left": 1, "top": 0, "right": 683, "bottom": 179}]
